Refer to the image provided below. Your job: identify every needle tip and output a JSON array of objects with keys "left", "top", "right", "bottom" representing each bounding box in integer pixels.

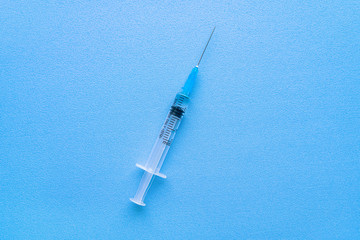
[{"left": 196, "top": 27, "right": 216, "bottom": 67}]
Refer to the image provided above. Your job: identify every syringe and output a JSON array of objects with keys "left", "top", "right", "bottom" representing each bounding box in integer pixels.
[{"left": 130, "top": 27, "right": 215, "bottom": 206}]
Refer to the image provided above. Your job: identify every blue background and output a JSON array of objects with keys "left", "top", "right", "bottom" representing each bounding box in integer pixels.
[{"left": 1, "top": 1, "right": 359, "bottom": 239}]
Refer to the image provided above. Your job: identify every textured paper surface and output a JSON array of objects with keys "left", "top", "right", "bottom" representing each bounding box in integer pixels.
[{"left": 1, "top": 1, "right": 359, "bottom": 239}]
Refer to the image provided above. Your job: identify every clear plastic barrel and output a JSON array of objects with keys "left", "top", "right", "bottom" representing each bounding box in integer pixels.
[{"left": 130, "top": 93, "right": 190, "bottom": 206}]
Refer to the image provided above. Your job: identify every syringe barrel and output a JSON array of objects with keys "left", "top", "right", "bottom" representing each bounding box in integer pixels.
[
  {"left": 144, "top": 93, "right": 190, "bottom": 174},
  {"left": 130, "top": 93, "right": 190, "bottom": 206},
  {"left": 131, "top": 67, "right": 198, "bottom": 206}
]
